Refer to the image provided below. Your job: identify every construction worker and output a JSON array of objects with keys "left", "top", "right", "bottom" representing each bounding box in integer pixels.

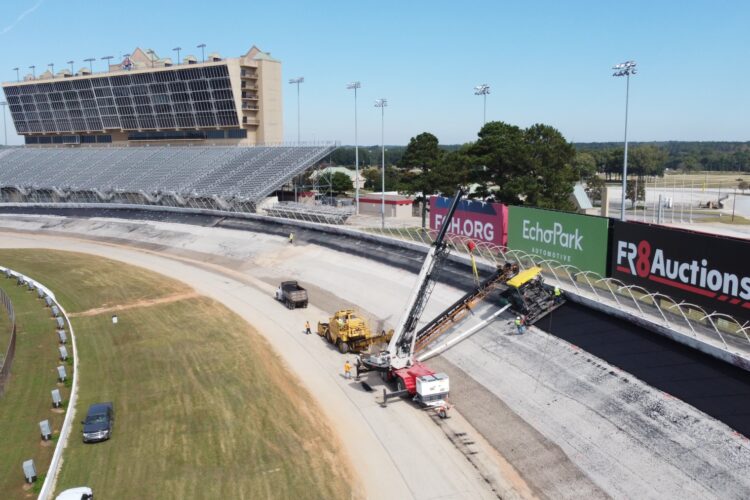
[
  {"left": 344, "top": 360, "right": 352, "bottom": 379},
  {"left": 304, "top": 320, "right": 311, "bottom": 335},
  {"left": 288, "top": 232, "right": 295, "bottom": 245},
  {"left": 514, "top": 316, "right": 525, "bottom": 335},
  {"left": 554, "top": 286, "right": 562, "bottom": 304}
]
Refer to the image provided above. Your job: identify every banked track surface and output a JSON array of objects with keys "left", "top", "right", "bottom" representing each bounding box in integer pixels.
[{"left": 1, "top": 205, "right": 749, "bottom": 438}]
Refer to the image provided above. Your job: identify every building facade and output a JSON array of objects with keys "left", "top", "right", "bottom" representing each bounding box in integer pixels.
[{"left": 2, "top": 46, "right": 282, "bottom": 146}]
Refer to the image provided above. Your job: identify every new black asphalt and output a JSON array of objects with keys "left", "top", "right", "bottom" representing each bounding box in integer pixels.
[{"left": 537, "top": 302, "right": 750, "bottom": 437}]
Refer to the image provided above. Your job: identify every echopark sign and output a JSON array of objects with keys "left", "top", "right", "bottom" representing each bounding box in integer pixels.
[{"left": 611, "top": 220, "right": 750, "bottom": 322}]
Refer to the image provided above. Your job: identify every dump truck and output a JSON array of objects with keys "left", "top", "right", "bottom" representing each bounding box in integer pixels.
[
  {"left": 317, "top": 309, "right": 393, "bottom": 354},
  {"left": 275, "top": 281, "right": 308, "bottom": 309}
]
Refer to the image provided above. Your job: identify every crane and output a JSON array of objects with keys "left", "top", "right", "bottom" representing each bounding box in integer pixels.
[{"left": 357, "top": 189, "right": 464, "bottom": 415}]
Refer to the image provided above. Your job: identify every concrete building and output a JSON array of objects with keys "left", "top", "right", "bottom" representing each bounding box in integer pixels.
[
  {"left": 359, "top": 194, "right": 415, "bottom": 218},
  {"left": 2, "top": 45, "right": 282, "bottom": 146}
]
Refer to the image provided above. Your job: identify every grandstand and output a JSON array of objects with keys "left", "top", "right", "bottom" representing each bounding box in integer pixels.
[{"left": 0, "top": 144, "right": 335, "bottom": 212}]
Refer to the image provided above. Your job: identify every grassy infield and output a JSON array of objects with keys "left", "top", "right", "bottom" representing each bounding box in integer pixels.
[{"left": 0, "top": 250, "right": 352, "bottom": 499}]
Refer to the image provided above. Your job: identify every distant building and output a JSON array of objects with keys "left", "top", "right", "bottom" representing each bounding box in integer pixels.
[
  {"left": 359, "top": 193, "right": 415, "bottom": 218},
  {"left": 309, "top": 166, "right": 365, "bottom": 189},
  {"left": 2, "top": 45, "right": 282, "bottom": 146}
]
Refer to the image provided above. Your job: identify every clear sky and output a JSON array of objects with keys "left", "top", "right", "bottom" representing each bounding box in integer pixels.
[{"left": 1, "top": 0, "right": 748, "bottom": 146}]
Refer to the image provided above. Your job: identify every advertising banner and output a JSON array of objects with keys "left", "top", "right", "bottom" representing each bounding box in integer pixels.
[
  {"left": 611, "top": 221, "right": 750, "bottom": 321},
  {"left": 507, "top": 206, "right": 610, "bottom": 276},
  {"left": 429, "top": 197, "right": 508, "bottom": 247}
]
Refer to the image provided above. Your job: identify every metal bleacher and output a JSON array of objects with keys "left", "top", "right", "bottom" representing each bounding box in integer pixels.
[{"left": 0, "top": 144, "right": 335, "bottom": 212}]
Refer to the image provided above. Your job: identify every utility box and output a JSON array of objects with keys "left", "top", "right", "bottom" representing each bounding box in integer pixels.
[
  {"left": 57, "top": 330, "right": 67, "bottom": 344},
  {"left": 23, "top": 459, "right": 36, "bottom": 483},
  {"left": 57, "top": 365, "right": 67, "bottom": 382},
  {"left": 51, "top": 305, "right": 60, "bottom": 317},
  {"left": 39, "top": 420, "right": 52, "bottom": 440},
  {"left": 45, "top": 296, "right": 53, "bottom": 307},
  {"left": 27, "top": 281, "right": 36, "bottom": 291},
  {"left": 56, "top": 317, "right": 65, "bottom": 329},
  {"left": 415, "top": 373, "right": 450, "bottom": 402},
  {"left": 51, "top": 388, "right": 62, "bottom": 408},
  {"left": 17, "top": 277, "right": 25, "bottom": 286},
  {"left": 37, "top": 288, "right": 45, "bottom": 299},
  {"left": 59, "top": 345, "right": 68, "bottom": 361}
]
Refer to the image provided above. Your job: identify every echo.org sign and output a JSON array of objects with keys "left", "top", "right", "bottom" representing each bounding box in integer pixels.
[{"left": 434, "top": 214, "right": 495, "bottom": 242}]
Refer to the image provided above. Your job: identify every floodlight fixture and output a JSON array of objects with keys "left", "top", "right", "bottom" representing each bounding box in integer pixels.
[
  {"left": 13, "top": 67, "right": 19, "bottom": 81},
  {"left": 374, "top": 99, "right": 388, "bottom": 230},
  {"left": 66, "top": 61, "right": 74, "bottom": 73},
  {"left": 28, "top": 65, "right": 36, "bottom": 78},
  {"left": 173, "top": 46, "right": 181, "bottom": 64},
  {"left": 474, "top": 83, "right": 491, "bottom": 125},
  {"left": 48, "top": 63, "right": 54, "bottom": 75},
  {"left": 101, "top": 56, "right": 114, "bottom": 73},
  {"left": 347, "top": 81, "right": 362, "bottom": 213},
  {"left": 197, "top": 43, "right": 206, "bottom": 62},
  {"left": 289, "top": 77, "right": 305, "bottom": 143},
  {"left": 83, "top": 58, "right": 95, "bottom": 72},
  {"left": 612, "top": 60, "right": 637, "bottom": 221}
]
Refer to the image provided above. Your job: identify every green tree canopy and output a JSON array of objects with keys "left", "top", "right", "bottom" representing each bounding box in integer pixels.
[
  {"left": 399, "top": 132, "right": 445, "bottom": 226},
  {"left": 468, "top": 121, "right": 577, "bottom": 210},
  {"left": 319, "top": 171, "right": 354, "bottom": 194}
]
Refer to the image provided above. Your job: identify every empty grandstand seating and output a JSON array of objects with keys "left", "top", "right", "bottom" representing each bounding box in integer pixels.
[{"left": 0, "top": 144, "right": 335, "bottom": 212}]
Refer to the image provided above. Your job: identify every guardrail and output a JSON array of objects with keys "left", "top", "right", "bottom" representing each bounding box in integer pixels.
[
  {"left": 0, "top": 286, "right": 17, "bottom": 397},
  {"left": 0, "top": 267, "right": 78, "bottom": 500}
]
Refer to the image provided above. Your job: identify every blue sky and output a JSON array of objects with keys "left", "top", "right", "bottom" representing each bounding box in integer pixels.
[{"left": 1, "top": 0, "right": 748, "bottom": 146}]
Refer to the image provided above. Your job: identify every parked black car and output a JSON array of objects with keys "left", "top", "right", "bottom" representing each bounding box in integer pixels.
[{"left": 82, "top": 402, "right": 114, "bottom": 443}]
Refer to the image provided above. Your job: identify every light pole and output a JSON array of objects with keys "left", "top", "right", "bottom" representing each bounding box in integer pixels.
[
  {"left": 84, "top": 58, "right": 95, "bottom": 73},
  {"left": 12, "top": 67, "right": 19, "bottom": 82},
  {"left": 612, "top": 60, "right": 637, "bottom": 221},
  {"left": 101, "top": 56, "right": 113, "bottom": 72},
  {"left": 29, "top": 65, "right": 36, "bottom": 78},
  {"left": 48, "top": 63, "right": 54, "bottom": 76},
  {"left": 146, "top": 50, "right": 155, "bottom": 67},
  {"left": 0, "top": 101, "right": 7, "bottom": 146},
  {"left": 375, "top": 98, "right": 388, "bottom": 230},
  {"left": 288, "top": 77, "right": 304, "bottom": 143},
  {"left": 66, "top": 61, "right": 74, "bottom": 74},
  {"left": 173, "top": 47, "right": 181, "bottom": 65},
  {"left": 474, "top": 83, "right": 490, "bottom": 125},
  {"left": 347, "top": 81, "right": 361, "bottom": 213},
  {"left": 197, "top": 44, "right": 206, "bottom": 63}
]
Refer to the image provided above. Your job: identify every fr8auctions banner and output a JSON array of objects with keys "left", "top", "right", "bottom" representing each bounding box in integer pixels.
[
  {"left": 429, "top": 196, "right": 508, "bottom": 247},
  {"left": 611, "top": 220, "right": 750, "bottom": 322}
]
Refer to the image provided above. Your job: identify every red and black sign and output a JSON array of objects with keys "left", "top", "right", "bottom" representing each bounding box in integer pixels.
[{"left": 610, "top": 220, "right": 750, "bottom": 322}]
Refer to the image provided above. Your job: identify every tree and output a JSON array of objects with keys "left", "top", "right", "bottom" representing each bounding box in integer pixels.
[
  {"left": 738, "top": 180, "right": 749, "bottom": 193},
  {"left": 626, "top": 179, "right": 645, "bottom": 207},
  {"left": 362, "top": 166, "right": 401, "bottom": 191},
  {"left": 573, "top": 151, "right": 597, "bottom": 181},
  {"left": 585, "top": 175, "right": 606, "bottom": 204},
  {"left": 468, "top": 121, "right": 578, "bottom": 210},
  {"left": 399, "top": 132, "right": 444, "bottom": 227},
  {"left": 319, "top": 171, "right": 353, "bottom": 194}
]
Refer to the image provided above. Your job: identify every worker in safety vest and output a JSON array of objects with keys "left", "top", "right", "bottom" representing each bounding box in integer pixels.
[
  {"left": 514, "top": 316, "right": 525, "bottom": 335},
  {"left": 288, "top": 232, "right": 295, "bottom": 244},
  {"left": 554, "top": 286, "right": 562, "bottom": 304},
  {"left": 344, "top": 360, "right": 352, "bottom": 379}
]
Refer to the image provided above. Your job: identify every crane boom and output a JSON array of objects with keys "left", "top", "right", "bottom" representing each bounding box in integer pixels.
[{"left": 361, "top": 188, "right": 464, "bottom": 371}]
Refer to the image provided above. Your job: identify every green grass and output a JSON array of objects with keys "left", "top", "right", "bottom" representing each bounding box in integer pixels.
[
  {"left": 0, "top": 250, "right": 353, "bottom": 499},
  {"left": 694, "top": 215, "right": 750, "bottom": 225},
  {"left": 0, "top": 279, "right": 71, "bottom": 499},
  {"left": 0, "top": 250, "right": 185, "bottom": 314}
]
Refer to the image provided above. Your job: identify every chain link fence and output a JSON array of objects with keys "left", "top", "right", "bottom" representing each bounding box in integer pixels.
[{"left": 0, "top": 284, "right": 17, "bottom": 397}]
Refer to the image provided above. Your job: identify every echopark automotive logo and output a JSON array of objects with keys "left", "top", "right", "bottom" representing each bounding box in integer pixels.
[{"left": 616, "top": 239, "right": 750, "bottom": 308}]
